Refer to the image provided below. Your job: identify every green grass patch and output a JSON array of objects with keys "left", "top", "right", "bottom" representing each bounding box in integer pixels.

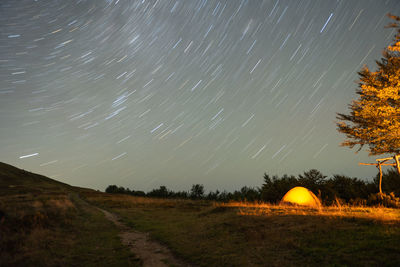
[{"left": 83, "top": 192, "right": 400, "bottom": 266}]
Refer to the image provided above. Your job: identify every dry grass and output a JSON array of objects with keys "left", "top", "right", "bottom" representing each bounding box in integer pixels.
[
  {"left": 84, "top": 191, "right": 209, "bottom": 210},
  {"left": 85, "top": 191, "right": 400, "bottom": 223},
  {"left": 0, "top": 162, "right": 140, "bottom": 266},
  {"left": 82, "top": 192, "right": 400, "bottom": 266},
  {"left": 0, "top": 191, "right": 140, "bottom": 266},
  {"left": 219, "top": 201, "right": 400, "bottom": 223}
]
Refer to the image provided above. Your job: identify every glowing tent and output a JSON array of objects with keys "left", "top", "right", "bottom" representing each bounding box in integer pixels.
[{"left": 281, "top": 186, "right": 321, "bottom": 207}]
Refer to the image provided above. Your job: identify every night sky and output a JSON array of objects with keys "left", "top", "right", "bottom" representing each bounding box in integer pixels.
[{"left": 2, "top": 0, "right": 400, "bottom": 192}]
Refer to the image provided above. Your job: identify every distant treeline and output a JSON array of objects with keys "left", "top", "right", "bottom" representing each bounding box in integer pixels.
[{"left": 105, "top": 168, "right": 400, "bottom": 207}]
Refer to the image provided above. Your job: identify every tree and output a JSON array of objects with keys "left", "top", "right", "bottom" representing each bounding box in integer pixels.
[
  {"left": 323, "top": 174, "right": 373, "bottom": 203},
  {"left": 298, "top": 169, "right": 326, "bottom": 184},
  {"left": 374, "top": 168, "right": 400, "bottom": 195},
  {"left": 336, "top": 14, "right": 400, "bottom": 174},
  {"left": 298, "top": 169, "right": 326, "bottom": 193},
  {"left": 206, "top": 190, "right": 220, "bottom": 200},
  {"left": 147, "top": 185, "right": 170, "bottom": 198},
  {"left": 239, "top": 186, "right": 260, "bottom": 201},
  {"left": 260, "top": 173, "right": 299, "bottom": 203},
  {"left": 105, "top": 185, "right": 128, "bottom": 194},
  {"left": 105, "top": 185, "right": 118, "bottom": 193},
  {"left": 190, "top": 184, "right": 204, "bottom": 199}
]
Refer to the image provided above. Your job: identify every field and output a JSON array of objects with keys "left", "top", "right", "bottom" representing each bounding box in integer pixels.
[
  {"left": 83, "top": 192, "right": 400, "bottom": 266},
  {"left": 2, "top": 161, "right": 400, "bottom": 266},
  {"left": 0, "top": 162, "right": 140, "bottom": 266}
]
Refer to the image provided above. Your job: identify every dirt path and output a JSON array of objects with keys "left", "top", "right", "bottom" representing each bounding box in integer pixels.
[{"left": 99, "top": 208, "right": 191, "bottom": 267}]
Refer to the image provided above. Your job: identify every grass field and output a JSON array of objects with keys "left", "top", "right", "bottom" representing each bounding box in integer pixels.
[
  {"left": 2, "top": 162, "right": 400, "bottom": 266},
  {"left": 83, "top": 192, "right": 400, "bottom": 266},
  {"left": 0, "top": 162, "right": 140, "bottom": 266}
]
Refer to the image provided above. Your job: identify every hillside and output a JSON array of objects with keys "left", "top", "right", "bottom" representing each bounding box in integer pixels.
[
  {"left": 0, "top": 162, "right": 139, "bottom": 266},
  {"left": 0, "top": 162, "right": 76, "bottom": 194}
]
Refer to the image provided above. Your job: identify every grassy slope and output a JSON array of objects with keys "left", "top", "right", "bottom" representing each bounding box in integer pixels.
[
  {"left": 0, "top": 162, "right": 139, "bottom": 266},
  {"left": 83, "top": 192, "right": 400, "bottom": 267},
  {"left": 2, "top": 162, "right": 400, "bottom": 266}
]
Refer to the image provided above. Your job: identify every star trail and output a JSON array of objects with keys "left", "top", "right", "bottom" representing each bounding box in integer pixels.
[{"left": 1, "top": 0, "right": 400, "bottom": 191}]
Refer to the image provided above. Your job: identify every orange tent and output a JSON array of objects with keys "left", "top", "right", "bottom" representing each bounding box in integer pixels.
[{"left": 281, "top": 186, "right": 321, "bottom": 207}]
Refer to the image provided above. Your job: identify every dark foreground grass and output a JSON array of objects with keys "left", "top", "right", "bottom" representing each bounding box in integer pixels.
[
  {"left": 0, "top": 162, "right": 140, "bottom": 266},
  {"left": 83, "top": 192, "right": 400, "bottom": 266},
  {"left": 2, "top": 161, "right": 400, "bottom": 266}
]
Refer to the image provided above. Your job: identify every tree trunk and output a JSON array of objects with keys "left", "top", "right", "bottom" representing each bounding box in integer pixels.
[
  {"left": 378, "top": 163, "right": 383, "bottom": 195},
  {"left": 395, "top": 154, "right": 400, "bottom": 175}
]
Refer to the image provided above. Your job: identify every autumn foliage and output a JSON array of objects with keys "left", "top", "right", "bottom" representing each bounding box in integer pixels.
[{"left": 337, "top": 14, "right": 400, "bottom": 156}]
